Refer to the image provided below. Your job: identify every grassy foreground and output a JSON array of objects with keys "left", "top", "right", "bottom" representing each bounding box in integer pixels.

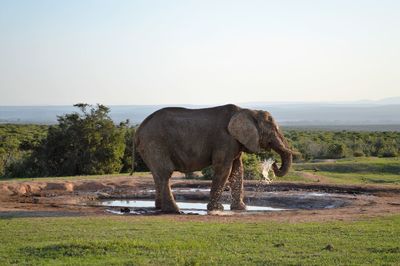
[{"left": 1, "top": 215, "right": 400, "bottom": 265}]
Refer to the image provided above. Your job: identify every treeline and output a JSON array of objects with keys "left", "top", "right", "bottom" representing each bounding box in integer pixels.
[
  {"left": 0, "top": 104, "right": 399, "bottom": 178},
  {"left": 285, "top": 130, "right": 400, "bottom": 160}
]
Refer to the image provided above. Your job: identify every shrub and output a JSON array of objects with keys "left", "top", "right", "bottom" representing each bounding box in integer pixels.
[
  {"left": 327, "top": 143, "right": 347, "bottom": 159},
  {"left": 353, "top": 150, "right": 365, "bottom": 157},
  {"left": 201, "top": 166, "right": 214, "bottom": 180},
  {"left": 6, "top": 104, "right": 126, "bottom": 177},
  {"left": 184, "top": 172, "right": 199, "bottom": 179},
  {"left": 201, "top": 153, "right": 263, "bottom": 180},
  {"left": 242, "top": 153, "right": 263, "bottom": 180},
  {"left": 379, "top": 145, "right": 398, "bottom": 158}
]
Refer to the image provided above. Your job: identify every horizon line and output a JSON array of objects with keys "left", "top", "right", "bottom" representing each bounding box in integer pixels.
[{"left": 1, "top": 97, "right": 400, "bottom": 107}]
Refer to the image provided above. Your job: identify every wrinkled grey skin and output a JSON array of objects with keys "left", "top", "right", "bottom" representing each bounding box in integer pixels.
[{"left": 135, "top": 104, "right": 293, "bottom": 213}]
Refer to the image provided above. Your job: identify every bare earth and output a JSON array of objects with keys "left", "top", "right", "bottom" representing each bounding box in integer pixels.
[{"left": 1, "top": 173, "right": 400, "bottom": 222}]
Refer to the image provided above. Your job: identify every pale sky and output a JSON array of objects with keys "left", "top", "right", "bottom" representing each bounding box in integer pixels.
[{"left": 0, "top": 0, "right": 399, "bottom": 105}]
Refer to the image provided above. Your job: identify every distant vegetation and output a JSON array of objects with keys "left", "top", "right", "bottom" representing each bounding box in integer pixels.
[
  {"left": 0, "top": 124, "right": 47, "bottom": 177},
  {"left": 1, "top": 104, "right": 135, "bottom": 178},
  {"left": 286, "top": 130, "right": 400, "bottom": 160},
  {"left": 1, "top": 104, "right": 399, "bottom": 178}
]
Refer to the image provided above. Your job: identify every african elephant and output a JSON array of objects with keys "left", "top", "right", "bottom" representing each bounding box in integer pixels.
[{"left": 134, "top": 104, "right": 293, "bottom": 213}]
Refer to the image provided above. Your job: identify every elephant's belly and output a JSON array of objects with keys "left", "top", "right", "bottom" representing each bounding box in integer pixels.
[{"left": 171, "top": 152, "right": 211, "bottom": 173}]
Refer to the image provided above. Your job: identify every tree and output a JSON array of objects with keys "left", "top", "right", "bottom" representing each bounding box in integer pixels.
[
  {"left": 326, "top": 143, "right": 347, "bottom": 159},
  {"left": 6, "top": 104, "right": 126, "bottom": 177},
  {"left": 120, "top": 125, "right": 137, "bottom": 174},
  {"left": 0, "top": 136, "right": 20, "bottom": 176}
]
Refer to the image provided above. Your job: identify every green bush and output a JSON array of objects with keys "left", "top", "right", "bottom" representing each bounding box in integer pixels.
[
  {"left": 379, "top": 145, "right": 398, "bottom": 158},
  {"left": 201, "top": 166, "right": 214, "bottom": 180},
  {"left": 353, "top": 150, "right": 365, "bottom": 157},
  {"left": 201, "top": 153, "right": 263, "bottom": 180},
  {"left": 5, "top": 104, "right": 126, "bottom": 178},
  {"left": 184, "top": 172, "right": 199, "bottom": 179},
  {"left": 327, "top": 143, "right": 348, "bottom": 159},
  {"left": 0, "top": 125, "right": 47, "bottom": 176},
  {"left": 242, "top": 153, "right": 263, "bottom": 180}
]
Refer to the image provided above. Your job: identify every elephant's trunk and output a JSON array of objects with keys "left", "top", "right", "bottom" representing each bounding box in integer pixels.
[{"left": 271, "top": 132, "right": 293, "bottom": 177}]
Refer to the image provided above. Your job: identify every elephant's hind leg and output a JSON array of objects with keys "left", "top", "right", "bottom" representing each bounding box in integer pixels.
[
  {"left": 155, "top": 171, "right": 179, "bottom": 213},
  {"left": 228, "top": 155, "right": 246, "bottom": 210},
  {"left": 153, "top": 178, "right": 162, "bottom": 209},
  {"left": 139, "top": 143, "right": 178, "bottom": 213}
]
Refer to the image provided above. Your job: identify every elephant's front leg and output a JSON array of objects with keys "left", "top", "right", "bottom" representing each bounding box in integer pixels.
[
  {"left": 228, "top": 155, "right": 246, "bottom": 210},
  {"left": 207, "top": 164, "right": 232, "bottom": 211}
]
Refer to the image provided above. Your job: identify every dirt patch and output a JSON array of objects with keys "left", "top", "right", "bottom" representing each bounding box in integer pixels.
[{"left": 0, "top": 174, "right": 399, "bottom": 222}]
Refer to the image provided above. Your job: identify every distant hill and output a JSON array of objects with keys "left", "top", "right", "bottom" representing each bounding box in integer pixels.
[{"left": 1, "top": 98, "right": 400, "bottom": 130}]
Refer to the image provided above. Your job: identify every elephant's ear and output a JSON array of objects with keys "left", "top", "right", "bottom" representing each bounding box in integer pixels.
[{"left": 228, "top": 111, "right": 260, "bottom": 153}]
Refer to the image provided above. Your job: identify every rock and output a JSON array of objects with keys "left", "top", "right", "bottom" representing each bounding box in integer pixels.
[
  {"left": 16, "top": 184, "right": 29, "bottom": 195},
  {"left": 120, "top": 207, "right": 131, "bottom": 213},
  {"left": 323, "top": 244, "right": 334, "bottom": 251},
  {"left": 65, "top": 183, "right": 74, "bottom": 192},
  {"left": 27, "top": 183, "right": 44, "bottom": 194},
  {"left": 0, "top": 185, "right": 14, "bottom": 196},
  {"left": 96, "top": 192, "right": 111, "bottom": 198}
]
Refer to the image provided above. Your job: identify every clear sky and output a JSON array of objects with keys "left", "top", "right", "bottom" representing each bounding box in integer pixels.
[{"left": 0, "top": 0, "right": 399, "bottom": 105}]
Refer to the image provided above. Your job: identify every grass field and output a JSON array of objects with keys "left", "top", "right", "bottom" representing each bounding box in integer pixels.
[
  {"left": 278, "top": 157, "right": 400, "bottom": 185},
  {"left": 294, "top": 157, "right": 400, "bottom": 174},
  {"left": 1, "top": 157, "right": 400, "bottom": 265},
  {"left": 1, "top": 215, "right": 400, "bottom": 265}
]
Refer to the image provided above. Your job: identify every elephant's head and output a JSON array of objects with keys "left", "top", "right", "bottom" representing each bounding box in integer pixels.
[{"left": 228, "top": 109, "right": 293, "bottom": 177}]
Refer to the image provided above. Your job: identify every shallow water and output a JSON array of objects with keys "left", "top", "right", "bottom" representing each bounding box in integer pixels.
[
  {"left": 102, "top": 199, "right": 287, "bottom": 215},
  {"left": 101, "top": 189, "right": 352, "bottom": 215},
  {"left": 142, "top": 188, "right": 210, "bottom": 193}
]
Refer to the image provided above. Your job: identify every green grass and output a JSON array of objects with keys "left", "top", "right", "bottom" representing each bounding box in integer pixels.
[
  {"left": 1, "top": 215, "right": 400, "bottom": 265},
  {"left": 315, "top": 172, "right": 400, "bottom": 185},
  {"left": 294, "top": 157, "right": 400, "bottom": 174},
  {"left": 272, "top": 170, "right": 400, "bottom": 186},
  {"left": 273, "top": 171, "right": 315, "bottom": 183},
  {"left": 282, "top": 170, "right": 400, "bottom": 186},
  {"left": 285, "top": 157, "right": 400, "bottom": 186}
]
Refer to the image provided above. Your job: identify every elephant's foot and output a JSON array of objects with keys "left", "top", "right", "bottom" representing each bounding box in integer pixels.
[
  {"left": 161, "top": 203, "right": 180, "bottom": 214},
  {"left": 207, "top": 202, "right": 224, "bottom": 211},
  {"left": 155, "top": 198, "right": 162, "bottom": 209},
  {"left": 161, "top": 207, "right": 181, "bottom": 214},
  {"left": 230, "top": 201, "right": 247, "bottom": 211}
]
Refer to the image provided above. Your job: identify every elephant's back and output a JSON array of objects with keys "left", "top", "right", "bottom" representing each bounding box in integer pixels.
[
  {"left": 139, "top": 104, "right": 239, "bottom": 130},
  {"left": 135, "top": 104, "right": 239, "bottom": 147}
]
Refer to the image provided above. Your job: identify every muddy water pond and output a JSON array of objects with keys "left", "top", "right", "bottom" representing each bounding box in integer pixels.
[
  {"left": 101, "top": 188, "right": 354, "bottom": 215},
  {"left": 102, "top": 200, "right": 286, "bottom": 215}
]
